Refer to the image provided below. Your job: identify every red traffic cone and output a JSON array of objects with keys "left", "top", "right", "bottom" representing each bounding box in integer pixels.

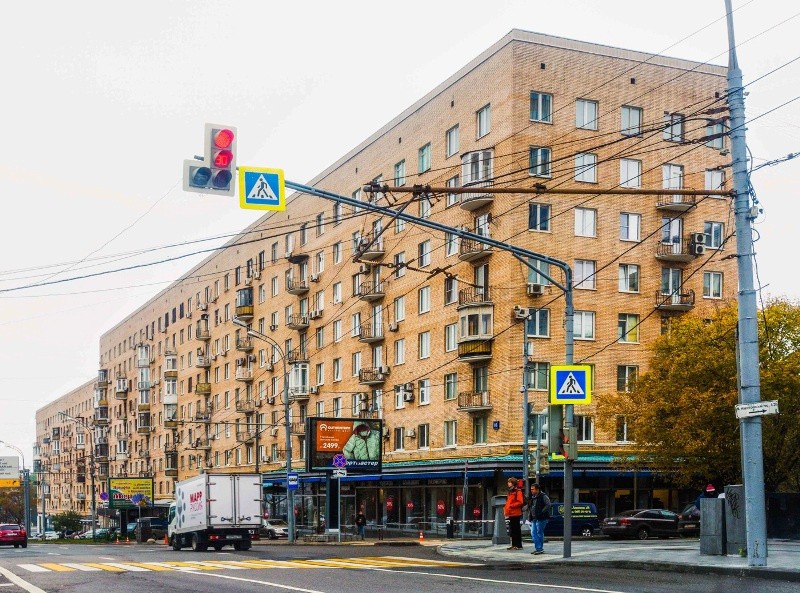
[{"left": 419, "top": 531, "right": 424, "bottom": 541}]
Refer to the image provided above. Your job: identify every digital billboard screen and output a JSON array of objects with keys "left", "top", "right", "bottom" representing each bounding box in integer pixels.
[{"left": 306, "top": 417, "right": 383, "bottom": 473}]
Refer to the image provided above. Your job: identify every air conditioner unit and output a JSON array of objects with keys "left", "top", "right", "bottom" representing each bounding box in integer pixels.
[
  {"left": 359, "top": 402, "right": 368, "bottom": 412},
  {"left": 209, "top": 295, "right": 218, "bottom": 304},
  {"left": 403, "top": 392, "right": 414, "bottom": 403},
  {"left": 513, "top": 305, "right": 529, "bottom": 320},
  {"left": 527, "top": 283, "right": 545, "bottom": 296},
  {"left": 269, "top": 324, "right": 278, "bottom": 331},
  {"left": 690, "top": 232, "right": 707, "bottom": 245},
  {"left": 404, "top": 382, "right": 414, "bottom": 392},
  {"left": 309, "top": 310, "right": 322, "bottom": 320},
  {"left": 690, "top": 243, "right": 707, "bottom": 256},
  {"left": 199, "top": 303, "right": 208, "bottom": 311},
  {"left": 261, "top": 455, "right": 270, "bottom": 463},
  {"left": 253, "top": 271, "right": 261, "bottom": 280},
  {"left": 310, "top": 274, "right": 320, "bottom": 282},
  {"left": 255, "top": 399, "right": 263, "bottom": 408},
  {"left": 388, "top": 322, "right": 399, "bottom": 332},
  {"left": 383, "top": 428, "right": 390, "bottom": 438},
  {"left": 380, "top": 366, "right": 391, "bottom": 374},
  {"left": 270, "top": 427, "right": 279, "bottom": 437},
  {"left": 187, "top": 311, "right": 192, "bottom": 319},
  {"left": 407, "top": 429, "right": 416, "bottom": 438},
  {"left": 267, "top": 396, "right": 276, "bottom": 405},
  {"left": 309, "top": 386, "right": 319, "bottom": 394},
  {"left": 358, "top": 264, "right": 370, "bottom": 274}
]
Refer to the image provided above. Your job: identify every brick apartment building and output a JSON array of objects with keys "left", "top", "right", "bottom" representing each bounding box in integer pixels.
[{"left": 35, "top": 29, "right": 735, "bottom": 534}]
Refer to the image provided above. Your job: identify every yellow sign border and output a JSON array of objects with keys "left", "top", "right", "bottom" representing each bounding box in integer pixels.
[
  {"left": 549, "top": 364, "right": 592, "bottom": 405},
  {"left": 238, "top": 167, "right": 286, "bottom": 211}
]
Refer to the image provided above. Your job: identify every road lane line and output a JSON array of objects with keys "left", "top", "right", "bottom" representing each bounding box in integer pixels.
[
  {"left": 102, "top": 563, "right": 151, "bottom": 572},
  {"left": 190, "top": 561, "right": 249, "bottom": 570},
  {"left": 37, "top": 564, "right": 75, "bottom": 572},
  {"left": 81, "top": 563, "right": 127, "bottom": 572},
  {"left": 16, "top": 565, "right": 49, "bottom": 573},
  {"left": 60, "top": 564, "right": 102, "bottom": 571},
  {"left": 0, "top": 566, "right": 47, "bottom": 593},
  {"left": 179, "top": 570, "right": 330, "bottom": 592}
]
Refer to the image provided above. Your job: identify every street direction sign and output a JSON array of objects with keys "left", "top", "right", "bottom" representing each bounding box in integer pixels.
[
  {"left": 332, "top": 469, "right": 347, "bottom": 478},
  {"left": 287, "top": 472, "right": 299, "bottom": 490},
  {"left": 0, "top": 457, "right": 20, "bottom": 487},
  {"left": 549, "top": 365, "right": 592, "bottom": 404},
  {"left": 239, "top": 167, "right": 286, "bottom": 211},
  {"left": 735, "top": 400, "right": 779, "bottom": 419}
]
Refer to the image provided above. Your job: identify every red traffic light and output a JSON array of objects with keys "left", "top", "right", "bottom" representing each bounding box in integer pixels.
[
  {"left": 213, "top": 128, "right": 235, "bottom": 149},
  {"left": 213, "top": 149, "right": 234, "bottom": 168}
]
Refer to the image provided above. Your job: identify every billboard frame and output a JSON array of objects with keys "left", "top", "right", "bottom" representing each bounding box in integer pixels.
[{"left": 305, "top": 417, "right": 383, "bottom": 474}]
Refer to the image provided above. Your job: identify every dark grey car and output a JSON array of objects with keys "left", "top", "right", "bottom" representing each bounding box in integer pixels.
[{"left": 601, "top": 509, "right": 679, "bottom": 540}]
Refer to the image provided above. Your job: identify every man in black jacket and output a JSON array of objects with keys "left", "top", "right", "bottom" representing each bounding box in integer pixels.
[{"left": 526, "top": 483, "right": 551, "bottom": 555}]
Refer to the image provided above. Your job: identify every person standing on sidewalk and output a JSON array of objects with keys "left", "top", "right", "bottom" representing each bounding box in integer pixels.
[
  {"left": 355, "top": 510, "right": 367, "bottom": 540},
  {"left": 527, "top": 483, "right": 551, "bottom": 555},
  {"left": 504, "top": 477, "right": 524, "bottom": 550}
]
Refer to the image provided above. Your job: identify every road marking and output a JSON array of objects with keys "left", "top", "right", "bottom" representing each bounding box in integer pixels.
[
  {"left": 61, "top": 563, "right": 102, "bottom": 571},
  {"left": 102, "top": 563, "right": 151, "bottom": 572},
  {"left": 180, "top": 570, "right": 328, "bottom": 593},
  {"left": 38, "top": 563, "right": 75, "bottom": 572},
  {"left": 16, "top": 565, "right": 49, "bottom": 573},
  {"left": 190, "top": 561, "right": 249, "bottom": 570},
  {"left": 81, "top": 563, "right": 127, "bottom": 572},
  {"left": 0, "top": 566, "right": 47, "bottom": 593}
]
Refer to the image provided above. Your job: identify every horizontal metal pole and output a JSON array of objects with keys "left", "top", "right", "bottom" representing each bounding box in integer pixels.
[{"left": 364, "top": 184, "right": 732, "bottom": 197}]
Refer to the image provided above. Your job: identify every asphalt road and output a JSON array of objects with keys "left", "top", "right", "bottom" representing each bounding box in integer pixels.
[{"left": 0, "top": 541, "right": 794, "bottom": 593}]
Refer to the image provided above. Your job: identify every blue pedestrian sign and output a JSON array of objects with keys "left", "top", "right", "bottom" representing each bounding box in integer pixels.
[
  {"left": 287, "top": 472, "right": 299, "bottom": 490},
  {"left": 549, "top": 365, "right": 592, "bottom": 405},
  {"left": 239, "top": 167, "right": 286, "bottom": 211}
]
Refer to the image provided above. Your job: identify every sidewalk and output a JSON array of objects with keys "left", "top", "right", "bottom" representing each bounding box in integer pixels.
[{"left": 436, "top": 538, "right": 800, "bottom": 581}]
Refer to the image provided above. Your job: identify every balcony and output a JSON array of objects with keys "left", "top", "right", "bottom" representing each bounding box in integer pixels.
[
  {"left": 195, "top": 406, "right": 213, "bottom": 422},
  {"left": 287, "top": 314, "right": 309, "bottom": 330},
  {"left": 51, "top": 428, "right": 61, "bottom": 440},
  {"left": 195, "top": 355, "right": 212, "bottom": 368},
  {"left": 137, "top": 401, "right": 151, "bottom": 412},
  {"left": 76, "top": 492, "right": 86, "bottom": 501},
  {"left": 165, "top": 444, "right": 178, "bottom": 455},
  {"left": 286, "top": 279, "right": 309, "bottom": 295},
  {"left": 460, "top": 179, "right": 494, "bottom": 211},
  {"left": 356, "top": 233, "right": 385, "bottom": 262},
  {"left": 139, "top": 471, "right": 154, "bottom": 478},
  {"left": 287, "top": 348, "right": 308, "bottom": 364},
  {"left": 94, "top": 412, "right": 109, "bottom": 427},
  {"left": 236, "top": 400, "right": 256, "bottom": 415},
  {"left": 457, "top": 340, "right": 493, "bottom": 362},
  {"left": 458, "top": 237, "right": 492, "bottom": 262},
  {"left": 655, "top": 239, "right": 695, "bottom": 263},
  {"left": 358, "top": 367, "right": 388, "bottom": 385},
  {"left": 235, "top": 366, "right": 254, "bottom": 382},
  {"left": 165, "top": 466, "right": 178, "bottom": 478},
  {"left": 657, "top": 194, "right": 697, "bottom": 212},
  {"left": 114, "top": 379, "right": 128, "bottom": 398},
  {"left": 458, "top": 288, "right": 491, "bottom": 309},
  {"left": 289, "top": 390, "right": 310, "bottom": 403},
  {"left": 192, "top": 437, "right": 212, "bottom": 450},
  {"left": 236, "top": 337, "right": 254, "bottom": 352},
  {"left": 290, "top": 422, "right": 305, "bottom": 435},
  {"left": 196, "top": 326, "right": 211, "bottom": 341},
  {"left": 164, "top": 367, "right": 178, "bottom": 380},
  {"left": 357, "top": 323, "right": 384, "bottom": 343},
  {"left": 655, "top": 289, "right": 696, "bottom": 312},
  {"left": 115, "top": 452, "right": 129, "bottom": 462},
  {"left": 236, "top": 431, "right": 254, "bottom": 444},
  {"left": 96, "top": 370, "right": 109, "bottom": 388},
  {"left": 457, "top": 390, "right": 493, "bottom": 412},
  {"left": 195, "top": 382, "right": 212, "bottom": 395},
  {"left": 164, "top": 415, "right": 178, "bottom": 429},
  {"left": 357, "top": 280, "right": 385, "bottom": 302},
  {"left": 138, "top": 449, "right": 150, "bottom": 459},
  {"left": 137, "top": 423, "right": 152, "bottom": 435}
]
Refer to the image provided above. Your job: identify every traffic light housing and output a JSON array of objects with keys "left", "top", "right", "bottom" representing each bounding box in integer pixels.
[
  {"left": 564, "top": 426, "right": 578, "bottom": 460},
  {"left": 183, "top": 123, "right": 238, "bottom": 197},
  {"left": 548, "top": 405, "right": 565, "bottom": 457}
]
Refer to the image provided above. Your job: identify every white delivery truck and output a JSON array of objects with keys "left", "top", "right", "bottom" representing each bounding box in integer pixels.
[{"left": 168, "top": 473, "right": 262, "bottom": 551}]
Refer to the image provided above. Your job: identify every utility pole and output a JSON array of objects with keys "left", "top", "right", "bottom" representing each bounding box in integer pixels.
[{"left": 725, "top": 0, "right": 767, "bottom": 566}]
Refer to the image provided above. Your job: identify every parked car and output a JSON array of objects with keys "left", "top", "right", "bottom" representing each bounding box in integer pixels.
[
  {"left": 79, "top": 527, "right": 116, "bottom": 540},
  {"left": 43, "top": 530, "right": 60, "bottom": 541},
  {"left": 0, "top": 524, "right": 27, "bottom": 548},
  {"left": 545, "top": 503, "right": 600, "bottom": 537},
  {"left": 601, "top": 509, "right": 680, "bottom": 540},
  {"left": 677, "top": 503, "right": 701, "bottom": 537},
  {"left": 261, "top": 519, "right": 290, "bottom": 539}
]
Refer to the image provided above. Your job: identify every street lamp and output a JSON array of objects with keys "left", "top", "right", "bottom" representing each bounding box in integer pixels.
[
  {"left": 0, "top": 441, "right": 30, "bottom": 536},
  {"left": 233, "top": 317, "right": 295, "bottom": 544},
  {"left": 58, "top": 413, "right": 96, "bottom": 541}
]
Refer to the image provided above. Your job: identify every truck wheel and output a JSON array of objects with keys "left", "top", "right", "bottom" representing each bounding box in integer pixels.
[
  {"left": 190, "top": 533, "right": 207, "bottom": 552},
  {"left": 233, "top": 542, "right": 243, "bottom": 551},
  {"left": 171, "top": 535, "right": 182, "bottom": 551},
  {"left": 240, "top": 541, "right": 251, "bottom": 551}
]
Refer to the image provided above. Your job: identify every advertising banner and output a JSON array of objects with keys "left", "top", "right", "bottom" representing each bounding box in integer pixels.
[
  {"left": 108, "top": 477, "right": 154, "bottom": 509},
  {"left": 306, "top": 417, "right": 383, "bottom": 473},
  {"left": 0, "top": 456, "right": 20, "bottom": 488}
]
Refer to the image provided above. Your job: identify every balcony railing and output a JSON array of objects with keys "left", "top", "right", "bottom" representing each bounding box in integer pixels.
[
  {"left": 457, "top": 390, "right": 493, "bottom": 411},
  {"left": 357, "top": 280, "right": 385, "bottom": 301},
  {"left": 655, "top": 289, "right": 696, "bottom": 311},
  {"left": 458, "top": 237, "right": 492, "bottom": 262},
  {"left": 356, "top": 233, "right": 385, "bottom": 261},
  {"left": 457, "top": 340, "right": 493, "bottom": 362},
  {"left": 358, "top": 367, "right": 388, "bottom": 385},
  {"left": 655, "top": 239, "right": 695, "bottom": 263},
  {"left": 286, "top": 279, "right": 309, "bottom": 295},
  {"left": 287, "top": 315, "right": 310, "bottom": 330},
  {"left": 236, "top": 431, "right": 255, "bottom": 443},
  {"left": 236, "top": 400, "right": 256, "bottom": 414},
  {"left": 357, "top": 322, "right": 384, "bottom": 343},
  {"left": 458, "top": 288, "right": 491, "bottom": 308},
  {"left": 287, "top": 348, "right": 308, "bottom": 364},
  {"left": 656, "top": 194, "right": 696, "bottom": 211},
  {"left": 235, "top": 367, "right": 254, "bottom": 382},
  {"left": 236, "top": 337, "right": 254, "bottom": 351}
]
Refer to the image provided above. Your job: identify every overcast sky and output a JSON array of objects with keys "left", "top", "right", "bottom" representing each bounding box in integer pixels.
[{"left": 1, "top": 0, "right": 797, "bottom": 464}]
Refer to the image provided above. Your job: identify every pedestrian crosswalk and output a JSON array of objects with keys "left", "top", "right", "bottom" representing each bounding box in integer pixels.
[{"left": 17, "top": 556, "right": 479, "bottom": 574}]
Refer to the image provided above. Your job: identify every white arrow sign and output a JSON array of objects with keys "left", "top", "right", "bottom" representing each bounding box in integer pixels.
[{"left": 735, "top": 400, "right": 779, "bottom": 419}]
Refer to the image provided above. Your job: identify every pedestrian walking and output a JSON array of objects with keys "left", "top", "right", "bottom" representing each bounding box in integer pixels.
[
  {"left": 526, "top": 483, "right": 551, "bottom": 555},
  {"left": 355, "top": 510, "right": 367, "bottom": 540},
  {"left": 504, "top": 477, "right": 524, "bottom": 550}
]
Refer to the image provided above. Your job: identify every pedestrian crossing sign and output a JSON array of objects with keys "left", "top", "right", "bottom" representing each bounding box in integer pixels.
[
  {"left": 239, "top": 167, "right": 286, "bottom": 211},
  {"left": 549, "top": 365, "right": 592, "bottom": 404}
]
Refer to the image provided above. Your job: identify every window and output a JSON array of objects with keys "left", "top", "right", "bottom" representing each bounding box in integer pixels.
[
  {"left": 704, "top": 221, "right": 724, "bottom": 249},
  {"left": 575, "top": 208, "right": 597, "bottom": 237},
  {"left": 418, "top": 379, "right": 430, "bottom": 405},
  {"left": 575, "top": 153, "right": 597, "bottom": 182},
  {"left": 575, "top": 415, "right": 594, "bottom": 443},
  {"left": 394, "top": 252, "right": 406, "bottom": 278},
  {"left": 663, "top": 163, "right": 684, "bottom": 196},
  {"left": 418, "top": 143, "right": 431, "bottom": 173},
  {"left": 315, "top": 213, "right": 325, "bottom": 237},
  {"left": 271, "top": 276, "right": 279, "bottom": 297},
  {"left": 529, "top": 146, "right": 551, "bottom": 177},
  {"left": 395, "top": 216, "right": 405, "bottom": 233},
  {"left": 333, "top": 397, "right": 342, "bottom": 418},
  {"left": 419, "top": 196, "right": 431, "bottom": 219},
  {"left": 418, "top": 331, "right": 431, "bottom": 359},
  {"left": 617, "top": 365, "right": 638, "bottom": 392},
  {"left": 351, "top": 313, "right": 361, "bottom": 337},
  {"left": 575, "top": 260, "right": 596, "bottom": 289},
  {"left": 574, "top": 311, "right": 595, "bottom": 340},
  {"left": 418, "top": 286, "right": 431, "bottom": 313},
  {"left": 393, "top": 427, "right": 405, "bottom": 451},
  {"left": 352, "top": 188, "right": 363, "bottom": 213},
  {"left": 300, "top": 223, "right": 308, "bottom": 245},
  {"left": 705, "top": 169, "right": 725, "bottom": 192},
  {"left": 352, "top": 351, "right": 361, "bottom": 376},
  {"left": 620, "top": 158, "right": 641, "bottom": 188},
  {"left": 576, "top": 99, "right": 598, "bottom": 130},
  {"left": 529, "top": 203, "right": 551, "bottom": 231},
  {"left": 445, "top": 232, "right": 458, "bottom": 257},
  {"left": 333, "top": 242, "right": 342, "bottom": 264},
  {"left": 461, "top": 149, "right": 493, "bottom": 186},
  {"left": 315, "top": 251, "right": 325, "bottom": 274},
  {"left": 619, "top": 212, "right": 641, "bottom": 241},
  {"left": 394, "top": 160, "right": 406, "bottom": 185},
  {"left": 445, "top": 323, "right": 457, "bottom": 352},
  {"left": 530, "top": 91, "right": 552, "bottom": 123},
  {"left": 618, "top": 264, "right": 640, "bottom": 292},
  {"left": 444, "top": 277, "right": 458, "bottom": 304},
  {"left": 616, "top": 415, "right": 633, "bottom": 443},
  {"left": 473, "top": 416, "right": 487, "bottom": 444},
  {"left": 525, "top": 309, "right": 550, "bottom": 338},
  {"left": 333, "top": 319, "right": 342, "bottom": 342},
  {"left": 418, "top": 241, "right": 431, "bottom": 267},
  {"left": 394, "top": 296, "right": 405, "bottom": 322},
  {"left": 703, "top": 271, "right": 723, "bottom": 298},
  {"left": 333, "top": 203, "right": 342, "bottom": 225},
  {"left": 444, "top": 420, "right": 457, "bottom": 447},
  {"left": 446, "top": 125, "right": 459, "bottom": 158},
  {"left": 315, "top": 362, "right": 324, "bottom": 386},
  {"left": 621, "top": 106, "right": 642, "bottom": 136},
  {"left": 444, "top": 373, "right": 458, "bottom": 400},
  {"left": 527, "top": 258, "right": 550, "bottom": 286},
  {"left": 526, "top": 362, "right": 549, "bottom": 390},
  {"left": 333, "top": 358, "right": 342, "bottom": 381},
  {"left": 418, "top": 423, "right": 430, "bottom": 448},
  {"left": 663, "top": 113, "right": 684, "bottom": 142},
  {"left": 476, "top": 104, "right": 491, "bottom": 138},
  {"left": 446, "top": 175, "right": 459, "bottom": 207},
  {"left": 618, "top": 313, "right": 640, "bottom": 343},
  {"left": 394, "top": 339, "right": 405, "bottom": 365},
  {"left": 706, "top": 120, "right": 725, "bottom": 149}
]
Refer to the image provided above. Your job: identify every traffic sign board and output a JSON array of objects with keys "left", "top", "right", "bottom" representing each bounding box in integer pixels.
[
  {"left": 550, "top": 365, "right": 592, "bottom": 404},
  {"left": 0, "top": 479, "right": 20, "bottom": 488},
  {"left": 735, "top": 400, "right": 779, "bottom": 419},
  {"left": 287, "top": 472, "right": 299, "bottom": 490},
  {"left": 332, "top": 469, "right": 347, "bottom": 478},
  {"left": 239, "top": 167, "right": 286, "bottom": 211}
]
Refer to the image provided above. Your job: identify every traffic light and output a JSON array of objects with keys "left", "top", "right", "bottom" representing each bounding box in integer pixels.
[
  {"left": 564, "top": 426, "right": 578, "bottom": 460},
  {"left": 547, "top": 405, "right": 565, "bottom": 457},
  {"left": 183, "top": 123, "right": 238, "bottom": 197}
]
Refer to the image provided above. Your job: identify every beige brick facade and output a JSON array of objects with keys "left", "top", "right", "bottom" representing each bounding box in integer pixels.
[{"left": 37, "top": 30, "right": 736, "bottom": 519}]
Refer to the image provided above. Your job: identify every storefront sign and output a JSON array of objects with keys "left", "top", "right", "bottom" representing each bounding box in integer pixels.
[
  {"left": 406, "top": 500, "right": 414, "bottom": 510},
  {"left": 436, "top": 500, "right": 446, "bottom": 516},
  {"left": 472, "top": 506, "right": 481, "bottom": 518},
  {"left": 386, "top": 496, "right": 395, "bottom": 512},
  {"left": 455, "top": 492, "right": 464, "bottom": 506}
]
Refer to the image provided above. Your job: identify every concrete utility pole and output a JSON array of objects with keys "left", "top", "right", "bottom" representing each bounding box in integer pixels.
[{"left": 725, "top": 0, "right": 768, "bottom": 567}]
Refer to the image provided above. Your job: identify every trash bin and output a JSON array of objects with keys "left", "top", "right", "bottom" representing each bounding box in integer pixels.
[
  {"left": 491, "top": 495, "right": 510, "bottom": 545},
  {"left": 446, "top": 517, "right": 455, "bottom": 539},
  {"left": 699, "top": 498, "right": 725, "bottom": 555}
]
